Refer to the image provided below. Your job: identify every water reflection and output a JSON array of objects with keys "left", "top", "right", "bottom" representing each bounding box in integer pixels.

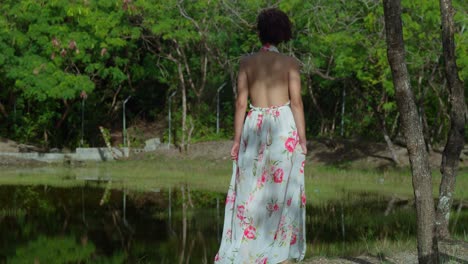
[
  {"left": 0, "top": 185, "right": 466, "bottom": 263},
  {"left": 0, "top": 185, "right": 223, "bottom": 263}
]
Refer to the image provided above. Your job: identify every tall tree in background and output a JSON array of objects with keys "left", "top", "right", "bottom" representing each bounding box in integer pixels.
[
  {"left": 435, "top": 0, "right": 467, "bottom": 239},
  {"left": 382, "top": 0, "right": 439, "bottom": 263}
]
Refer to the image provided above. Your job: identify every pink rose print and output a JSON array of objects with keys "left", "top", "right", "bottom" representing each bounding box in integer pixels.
[
  {"left": 256, "top": 257, "right": 268, "bottom": 264},
  {"left": 226, "top": 229, "right": 232, "bottom": 239},
  {"left": 284, "top": 137, "right": 297, "bottom": 153},
  {"left": 257, "top": 170, "right": 268, "bottom": 187},
  {"left": 273, "top": 167, "right": 284, "bottom": 183},
  {"left": 237, "top": 205, "right": 245, "bottom": 221},
  {"left": 273, "top": 109, "right": 280, "bottom": 117},
  {"left": 273, "top": 203, "right": 279, "bottom": 211},
  {"left": 300, "top": 160, "right": 305, "bottom": 174},
  {"left": 215, "top": 253, "right": 220, "bottom": 261},
  {"left": 290, "top": 233, "right": 297, "bottom": 245},
  {"left": 225, "top": 192, "right": 236, "bottom": 205},
  {"left": 279, "top": 216, "right": 286, "bottom": 227},
  {"left": 247, "top": 110, "right": 253, "bottom": 118},
  {"left": 256, "top": 114, "right": 263, "bottom": 131},
  {"left": 267, "top": 202, "right": 280, "bottom": 212},
  {"left": 244, "top": 225, "right": 256, "bottom": 239},
  {"left": 301, "top": 192, "right": 307, "bottom": 206},
  {"left": 258, "top": 143, "right": 265, "bottom": 162},
  {"left": 247, "top": 194, "right": 254, "bottom": 204},
  {"left": 287, "top": 197, "right": 292, "bottom": 206},
  {"left": 292, "top": 130, "right": 299, "bottom": 141}
]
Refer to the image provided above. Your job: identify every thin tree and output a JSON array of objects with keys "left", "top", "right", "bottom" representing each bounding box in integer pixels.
[
  {"left": 435, "top": 0, "right": 467, "bottom": 239},
  {"left": 382, "top": 0, "right": 439, "bottom": 263}
]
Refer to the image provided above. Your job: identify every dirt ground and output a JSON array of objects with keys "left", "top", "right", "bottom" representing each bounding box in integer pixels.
[
  {"left": 0, "top": 137, "right": 20, "bottom": 153},
  {"left": 145, "top": 138, "right": 468, "bottom": 171},
  {"left": 303, "top": 240, "right": 468, "bottom": 263}
]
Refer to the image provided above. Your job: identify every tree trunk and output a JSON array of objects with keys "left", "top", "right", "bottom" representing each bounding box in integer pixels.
[
  {"left": 436, "top": 0, "right": 467, "bottom": 240},
  {"left": 177, "top": 62, "right": 188, "bottom": 152},
  {"left": 355, "top": 86, "right": 400, "bottom": 165},
  {"left": 382, "top": 124, "right": 400, "bottom": 165},
  {"left": 306, "top": 75, "right": 325, "bottom": 123},
  {"left": 0, "top": 101, "right": 8, "bottom": 118},
  {"left": 306, "top": 75, "right": 329, "bottom": 137},
  {"left": 230, "top": 69, "right": 237, "bottom": 99},
  {"left": 429, "top": 81, "right": 450, "bottom": 141},
  {"left": 382, "top": 1, "right": 439, "bottom": 263},
  {"left": 55, "top": 99, "right": 72, "bottom": 129}
]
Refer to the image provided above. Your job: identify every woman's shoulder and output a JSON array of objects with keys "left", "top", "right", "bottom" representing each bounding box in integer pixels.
[
  {"left": 238, "top": 53, "right": 257, "bottom": 69},
  {"left": 281, "top": 54, "right": 301, "bottom": 67},
  {"left": 239, "top": 53, "right": 254, "bottom": 63},
  {"left": 278, "top": 54, "right": 301, "bottom": 73},
  {"left": 239, "top": 52, "right": 301, "bottom": 70}
]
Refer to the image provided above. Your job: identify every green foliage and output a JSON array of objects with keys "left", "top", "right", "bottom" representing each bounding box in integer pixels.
[
  {"left": 0, "top": 0, "right": 155, "bottom": 147},
  {"left": 0, "top": 0, "right": 466, "bottom": 147}
]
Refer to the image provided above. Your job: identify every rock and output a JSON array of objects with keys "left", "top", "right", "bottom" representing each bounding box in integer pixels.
[
  {"left": 144, "top": 138, "right": 161, "bottom": 152},
  {"left": 18, "top": 144, "right": 43, "bottom": 153},
  {"left": 50, "top": 148, "right": 60, "bottom": 153}
]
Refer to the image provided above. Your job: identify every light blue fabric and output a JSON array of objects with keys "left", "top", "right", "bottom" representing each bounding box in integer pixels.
[{"left": 215, "top": 102, "right": 306, "bottom": 264}]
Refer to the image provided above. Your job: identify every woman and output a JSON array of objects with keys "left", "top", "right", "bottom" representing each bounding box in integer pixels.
[{"left": 215, "top": 8, "right": 307, "bottom": 264}]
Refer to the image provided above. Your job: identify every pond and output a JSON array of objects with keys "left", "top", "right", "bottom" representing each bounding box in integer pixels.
[{"left": 0, "top": 184, "right": 467, "bottom": 263}]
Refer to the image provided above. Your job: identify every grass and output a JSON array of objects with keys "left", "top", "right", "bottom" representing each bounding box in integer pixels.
[
  {"left": 309, "top": 237, "right": 417, "bottom": 258},
  {"left": 1, "top": 157, "right": 467, "bottom": 204}
]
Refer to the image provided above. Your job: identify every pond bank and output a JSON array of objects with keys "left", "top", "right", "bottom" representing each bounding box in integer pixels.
[
  {"left": 2, "top": 139, "right": 468, "bottom": 169},
  {"left": 304, "top": 240, "right": 468, "bottom": 263}
]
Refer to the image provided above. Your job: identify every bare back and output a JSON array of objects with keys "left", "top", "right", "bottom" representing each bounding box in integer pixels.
[
  {"left": 241, "top": 51, "right": 298, "bottom": 107},
  {"left": 233, "top": 48, "right": 305, "bottom": 150}
]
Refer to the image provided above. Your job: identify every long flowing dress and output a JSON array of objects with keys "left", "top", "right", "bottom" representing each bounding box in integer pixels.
[{"left": 215, "top": 101, "right": 306, "bottom": 264}]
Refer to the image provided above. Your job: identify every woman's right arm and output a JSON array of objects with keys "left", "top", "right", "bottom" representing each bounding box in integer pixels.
[{"left": 288, "top": 60, "right": 307, "bottom": 154}]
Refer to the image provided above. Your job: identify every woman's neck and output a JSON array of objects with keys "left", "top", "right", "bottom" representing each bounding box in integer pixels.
[{"left": 260, "top": 43, "right": 279, "bottom": 53}]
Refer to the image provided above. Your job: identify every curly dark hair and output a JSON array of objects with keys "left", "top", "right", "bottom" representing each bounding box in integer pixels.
[{"left": 257, "top": 8, "right": 292, "bottom": 45}]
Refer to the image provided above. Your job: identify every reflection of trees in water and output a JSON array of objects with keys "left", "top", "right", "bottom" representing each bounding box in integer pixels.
[
  {"left": 11, "top": 185, "right": 56, "bottom": 215},
  {"left": 2, "top": 184, "right": 221, "bottom": 263},
  {"left": 1, "top": 185, "right": 135, "bottom": 263},
  {"left": 4, "top": 185, "right": 465, "bottom": 261},
  {"left": 179, "top": 185, "right": 211, "bottom": 264},
  {"left": 10, "top": 234, "right": 127, "bottom": 263},
  {"left": 9, "top": 235, "right": 95, "bottom": 263},
  {"left": 179, "top": 185, "right": 187, "bottom": 264}
]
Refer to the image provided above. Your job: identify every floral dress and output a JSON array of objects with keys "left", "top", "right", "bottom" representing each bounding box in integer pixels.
[{"left": 215, "top": 102, "right": 306, "bottom": 264}]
